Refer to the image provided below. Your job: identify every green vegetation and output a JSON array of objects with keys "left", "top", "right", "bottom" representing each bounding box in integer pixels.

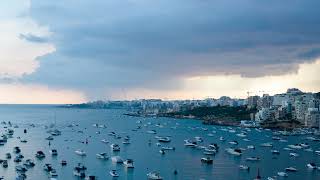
[{"left": 166, "top": 105, "right": 256, "bottom": 121}]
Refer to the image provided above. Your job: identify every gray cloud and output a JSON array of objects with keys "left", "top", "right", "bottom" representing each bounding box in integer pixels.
[
  {"left": 23, "top": 0, "right": 320, "bottom": 98},
  {"left": 19, "top": 33, "right": 48, "bottom": 43}
]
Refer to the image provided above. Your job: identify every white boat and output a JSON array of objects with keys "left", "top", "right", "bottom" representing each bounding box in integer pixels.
[
  {"left": 201, "top": 157, "right": 213, "bottom": 164},
  {"left": 271, "top": 150, "right": 280, "bottom": 154},
  {"left": 289, "top": 153, "right": 299, "bottom": 157},
  {"left": 285, "top": 167, "right": 297, "bottom": 172},
  {"left": 239, "top": 165, "right": 249, "bottom": 170},
  {"left": 123, "top": 159, "right": 134, "bottom": 168},
  {"left": 159, "top": 149, "right": 165, "bottom": 154},
  {"left": 260, "top": 142, "right": 273, "bottom": 147},
  {"left": 49, "top": 169, "right": 58, "bottom": 177},
  {"left": 109, "top": 170, "right": 119, "bottom": 177},
  {"left": 236, "top": 133, "right": 247, "bottom": 137},
  {"left": 247, "top": 145, "right": 255, "bottom": 149},
  {"left": 96, "top": 152, "right": 109, "bottom": 159},
  {"left": 158, "top": 137, "right": 171, "bottom": 142},
  {"left": 161, "top": 146, "right": 175, "bottom": 150},
  {"left": 184, "top": 140, "right": 197, "bottom": 147},
  {"left": 147, "top": 171, "right": 163, "bottom": 180},
  {"left": 101, "top": 139, "right": 109, "bottom": 144},
  {"left": 75, "top": 150, "right": 86, "bottom": 156},
  {"left": 228, "top": 141, "right": 238, "bottom": 145},
  {"left": 226, "top": 148, "right": 242, "bottom": 156},
  {"left": 219, "top": 137, "right": 225, "bottom": 141},
  {"left": 246, "top": 157, "right": 260, "bottom": 161},
  {"left": 277, "top": 172, "right": 288, "bottom": 177},
  {"left": 50, "top": 149, "right": 58, "bottom": 156},
  {"left": 288, "top": 144, "right": 302, "bottom": 149},
  {"left": 147, "top": 130, "right": 157, "bottom": 134},
  {"left": 111, "top": 156, "right": 123, "bottom": 163},
  {"left": 307, "top": 163, "right": 317, "bottom": 169},
  {"left": 110, "top": 144, "right": 120, "bottom": 151}
]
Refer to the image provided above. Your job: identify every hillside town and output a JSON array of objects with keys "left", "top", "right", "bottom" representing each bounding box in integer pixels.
[{"left": 67, "top": 88, "right": 320, "bottom": 129}]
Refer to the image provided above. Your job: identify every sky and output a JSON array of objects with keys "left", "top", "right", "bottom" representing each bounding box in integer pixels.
[{"left": 0, "top": 0, "right": 320, "bottom": 104}]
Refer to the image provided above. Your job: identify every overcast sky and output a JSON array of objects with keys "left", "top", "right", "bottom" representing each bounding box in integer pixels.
[{"left": 0, "top": 0, "right": 320, "bottom": 103}]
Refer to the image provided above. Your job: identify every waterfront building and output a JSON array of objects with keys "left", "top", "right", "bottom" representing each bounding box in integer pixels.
[
  {"left": 305, "top": 108, "right": 320, "bottom": 128},
  {"left": 248, "top": 96, "right": 260, "bottom": 109}
]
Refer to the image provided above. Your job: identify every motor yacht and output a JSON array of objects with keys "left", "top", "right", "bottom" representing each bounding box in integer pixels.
[
  {"left": 35, "top": 151, "right": 45, "bottom": 159},
  {"left": 158, "top": 137, "right": 171, "bottom": 142},
  {"left": 201, "top": 157, "right": 213, "bottom": 164},
  {"left": 271, "top": 150, "right": 280, "bottom": 155},
  {"left": 96, "top": 152, "right": 109, "bottom": 159},
  {"left": 2, "top": 160, "right": 8, "bottom": 168},
  {"left": 61, "top": 160, "right": 67, "bottom": 166},
  {"left": 49, "top": 169, "right": 58, "bottom": 177},
  {"left": 159, "top": 149, "right": 165, "bottom": 154},
  {"left": 75, "top": 149, "right": 86, "bottom": 156},
  {"left": 123, "top": 159, "right": 134, "bottom": 168},
  {"left": 288, "top": 144, "right": 302, "bottom": 150},
  {"left": 43, "top": 164, "right": 53, "bottom": 172},
  {"left": 289, "top": 153, "right": 299, "bottom": 157},
  {"left": 307, "top": 163, "right": 317, "bottom": 169},
  {"left": 277, "top": 172, "right": 288, "bottom": 177},
  {"left": 184, "top": 140, "right": 197, "bottom": 147},
  {"left": 101, "top": 139, "right": 109, "bottom": 144},
  {"left": 110, "top": 144, "right": 120, "bottom": 151},
  {"left": 147, "top": 171, "right": 163, "bottom": 180},
  {"left": 239, "top": 165, "right": 249, "bottom": 170},
  {"left": 50, "top": 149, "right": 58, "bottom": 156},
  {"left": 14, "top": 146, "right": 21, "bottom": 153},
  {"left": 226, "top": 148, "right": 242, "bottom": 156},
  {"left": 23, "top": 159, "right": 35, "bottom": 167},
  {"left": 147, "top": 130, "right": 157, "bottom": 134},
  {"left": 219, "top": 137, "right": 226, "bottom": 141}
]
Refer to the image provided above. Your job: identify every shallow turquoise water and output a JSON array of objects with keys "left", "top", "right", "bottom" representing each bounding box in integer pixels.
[{"left": 0, "top": 105, "right": 319, "bottom": 180}]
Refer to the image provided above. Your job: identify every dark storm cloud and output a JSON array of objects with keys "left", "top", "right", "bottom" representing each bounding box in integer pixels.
[{"left": 24, "top": 0, "right": 320, "bottom": 97}]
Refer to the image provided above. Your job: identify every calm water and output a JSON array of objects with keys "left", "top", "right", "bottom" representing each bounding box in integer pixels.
[{"left": 0, "top": 105, "right": 319, "bottom": 180}]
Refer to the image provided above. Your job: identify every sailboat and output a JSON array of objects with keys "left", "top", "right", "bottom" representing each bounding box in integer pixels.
[{"left": 253, "top": 168, "right": 261, "bottom": 180}]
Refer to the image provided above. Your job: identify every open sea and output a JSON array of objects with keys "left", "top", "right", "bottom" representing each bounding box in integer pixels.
[{"left": 0, "top": 104, "right": 319, "bottom": 180}]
